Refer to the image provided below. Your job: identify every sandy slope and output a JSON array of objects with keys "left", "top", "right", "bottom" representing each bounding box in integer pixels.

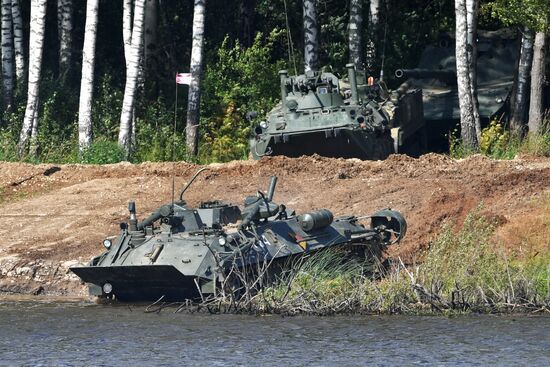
[{"left": 1, "top": 154, "right": 549, "bottom": 296}]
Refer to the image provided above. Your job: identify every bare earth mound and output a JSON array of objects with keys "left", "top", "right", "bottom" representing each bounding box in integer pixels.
[{"left": 1, "top": 154, "right": 549, "bottom": 297}]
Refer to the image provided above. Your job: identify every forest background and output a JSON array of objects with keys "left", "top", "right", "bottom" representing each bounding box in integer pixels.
[{"left": 0, "top": 0, "right": 547, "bottom": 164}]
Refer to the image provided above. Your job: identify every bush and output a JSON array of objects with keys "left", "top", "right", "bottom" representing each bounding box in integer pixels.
[
  {"left": 199, "top": 30, "right": 286, "bottom": 163},
  {"left": 80, "top": 139, "right": 126, "bottom": 164}
]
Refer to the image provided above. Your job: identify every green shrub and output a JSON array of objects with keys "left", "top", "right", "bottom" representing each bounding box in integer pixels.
[
  {"left": 199, "top": 30, "right": 286, "bottom": 163},
  {"left": 80, "top": 139, "right": 126, "bottom": 164}
]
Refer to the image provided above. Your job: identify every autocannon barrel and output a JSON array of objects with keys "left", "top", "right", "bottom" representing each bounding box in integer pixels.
[
  {"left": 137, "top": 204, "right": 172, "bottom": 230},
  {"left": 395, "top": 68, "right": 456, "bottom": 84}
]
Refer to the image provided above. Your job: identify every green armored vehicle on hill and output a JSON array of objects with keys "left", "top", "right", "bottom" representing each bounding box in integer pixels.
[{"left": 250, "top": 63, "right": 426, "bottom": 160}]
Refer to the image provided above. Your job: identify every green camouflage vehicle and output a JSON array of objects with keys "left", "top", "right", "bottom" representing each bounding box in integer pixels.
[
  {"left": 70, "top": 170, "right": 406, "bottom": 302},
  {"left": 250, "top": 63, "right": 426, "bottom": 160}
]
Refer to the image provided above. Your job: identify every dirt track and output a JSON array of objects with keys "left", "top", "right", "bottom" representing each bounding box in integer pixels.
[{"left": 1, "top": 154, "right": 549, "bottom": 297}]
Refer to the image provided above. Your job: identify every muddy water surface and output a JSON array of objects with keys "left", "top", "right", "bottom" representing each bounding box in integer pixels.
[{"left": 1, "top": 297, "right": 549, "bottom": 366}]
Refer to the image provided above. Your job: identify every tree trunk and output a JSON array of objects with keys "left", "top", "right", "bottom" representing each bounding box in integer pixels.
[
  {"left": 303, "top": 0, "right": 319, "bottom": 73},
  {"left": 17, "top": 0, "right": 47, "bottom": 158},
  {"left": 366, "top": 0, "right": 380, "bottom": 72},
  {"left": 122, "top": 0, "right": 133, "bottom": 69},
  {"left": 510, "top": 27, "right": 534, "bottom": 135},
  {"left": 57, "top": 0, "right": 73, "bottom": 78},
  {"left": 455, "top": 0, "right": 478, "bottom": 151},
  {"left": 30, "top": 98, "right": 39, "bottom": 156},
  {"left": 465, "top": 0, "right": 481, "bottom": 140},
  {"left": 118, "top": 0, "right": 146, "bottom": 157},
  {"left": 78, "top": 0, "right": 99, "bottom": 152},
  {"left": 1, "top": 0, "right": 14, "bottom": 108},
  {"left": 11, "top": 0, "right": 25, "bottom": 86},
  {"left": 349, "top": 0, "right": 363, "bottom": 69},
  {"left": 528, "top": 32, "right": 547, "bottom": 134},
  {"left": 186, "top": 0, "right": 206, "bottom": 157}
]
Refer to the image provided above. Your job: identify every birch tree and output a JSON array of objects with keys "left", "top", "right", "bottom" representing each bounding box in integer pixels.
[
  {"left": 17, "top": 0, "right": 47, "bottom": 158},
  {"left": 366, "top": 0, "right": 380, "bottom": 72},
  {"left": 78, "top": 0, "right": 99, "bottom": 152},
  {"left": 11, "top": 0, "right": 25, "bottom": 85},
  {"left": 118, "top": 0, "right": 146, "bottom": 156},
  {"left": 57, "top": 0, "right": 73, "bottom": 78},
  {"left": 303, "top": 0, "right": 319, "bottom": 73},
  {"left": 186, "top": 0, "right": 206, "bottom": 156},
  {"left": 466, "top": 0, "right": 481, "bottom": 141},
  {"left": 123, "top": 0, "right": 132, "bottom": 67},
  {"left": 455, "top": 0, "right": 479, "bottom": 151},
  {"left": 528, "top": 31, "right": 547, "bottom": 134},
  {"left": 1, "top": 0, "right": 14, "bottom": 108},
  {"left": 349, "top": 0, "right": 363, "bottom": 69},
  {"left": 510, "top": 28, "right": 534, "bottom": 134}
]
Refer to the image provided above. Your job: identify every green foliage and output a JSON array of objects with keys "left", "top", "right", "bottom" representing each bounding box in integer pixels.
[
  {"left": 450, "top": 120, "right": 550, "bottom": 160},
  {"left": 485, "top": 0, "right": 550, "bottom": 32},
  {"left": 80, "top": 139, "right": 126, "bottom": 164},
  {"left": 199, "top": 30, "right": 286, "bottom": 163},
  {"left": 479, "top": 120, "right": 521, "bottom": 159},
  {"left": 521, "top": 120, "right": 550, "bottom": 156},
  {"left": 420, "top": 211, "right": 503, "bottom": 293},
  {"left": 92, "top": 73, "right": 124, "bottom": 140}
]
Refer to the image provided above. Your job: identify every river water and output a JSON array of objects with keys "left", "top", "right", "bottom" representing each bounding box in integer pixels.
[{"left": 0, "top": 297, "right": 549, "bottom": 366}]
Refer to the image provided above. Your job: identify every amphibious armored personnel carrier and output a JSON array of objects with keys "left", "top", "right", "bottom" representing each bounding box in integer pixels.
[
  {"left": 70, "top": 169, "right": 406, "bottom": 302},
  {"left": 250, "top": 63, "right": 426, "bottom": 160}
]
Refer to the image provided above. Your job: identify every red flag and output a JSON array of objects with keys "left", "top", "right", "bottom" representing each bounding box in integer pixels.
[{"left": 176, "top": 73, "right": 192, "bottom": 85}]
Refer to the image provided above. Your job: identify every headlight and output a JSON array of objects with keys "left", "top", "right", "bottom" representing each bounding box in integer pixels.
[
  {"left": 103, "top": 239, "right": 112, "bottom": 249},
  {"left": 259, "top": 121, "right": 268, "bottom": 129},
  {"left": 219, "top": 237, "right": 227, "bottom": 246},
  {"left": 102, "top": 283, "right": 113, "bottom": 294}
]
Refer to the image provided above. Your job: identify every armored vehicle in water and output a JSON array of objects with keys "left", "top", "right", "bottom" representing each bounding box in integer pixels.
[
  {"left": 250, "top": 63, "right": 426, "bottom": 160},
  {"left": 70, "top": 169, "right": 406, "bottom": 302}
]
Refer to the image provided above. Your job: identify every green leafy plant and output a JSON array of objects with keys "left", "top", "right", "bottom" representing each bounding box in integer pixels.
[
  {"left": 80, "top": 139, "right": 126, "bottom": 164},
  {"left": 199, "top": 30, "right": 286, "bottom": 163}
]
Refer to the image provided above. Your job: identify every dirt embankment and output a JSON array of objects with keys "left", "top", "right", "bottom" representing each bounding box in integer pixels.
[{"left": 1, "top": 154, "right": 549, "bottom": 297}]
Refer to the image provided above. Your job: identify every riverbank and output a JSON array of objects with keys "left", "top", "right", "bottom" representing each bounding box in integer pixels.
[{"left": 0, "top": 154, "right": 549, "bottom": 313}]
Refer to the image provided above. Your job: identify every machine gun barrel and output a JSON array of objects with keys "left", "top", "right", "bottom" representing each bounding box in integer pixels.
[{"left": 395, "top": 68, "right": 456, "bottom": 84}]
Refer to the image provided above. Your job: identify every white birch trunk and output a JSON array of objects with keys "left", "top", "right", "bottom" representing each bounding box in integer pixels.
[
  {"left": 465, "top": 0, "right": 481, "bottom": 140},
  {"left": 455, "top": 0, "right": 478, "bottom": 151},
  {"left": 366, "top": 0, "right": 380, "bottom": 72},
  {"left": 528, "top": 32, "right": 547, "bottom": 134},
  {"left": 185, "top": 0, "right": 206, "bottom": 156},
  {"left": 303, "top": 0, "right": 319, "bottom": 73},
  {"left": 349, "top": 0, "right": 363, "bottom": 69},
  {"left": 17, "top": 0, "right": 47, "bottom": 158},
  {"left": 510, "top": 28, "right": 534, "bottom": 134},
  {"left": 1, "top": 0, "right": 14, "bottom": 108},
  {"left": 78, "top": 0, "right": 99, "bottom": 152},
  {"left": 29, "top": 97, "right": 39, "bottom": 156},
  {"left": 123, "top": 0, "right": 133, "bottom": 69},
  {"left": 118, "top": 0, "right": 146, "bottom": 156},
  {"left": 57, "top": 0, "right": 73, "bottom": 77},
  {"left": 11, "top": 0, "right": 25, "bottom": 85}
]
